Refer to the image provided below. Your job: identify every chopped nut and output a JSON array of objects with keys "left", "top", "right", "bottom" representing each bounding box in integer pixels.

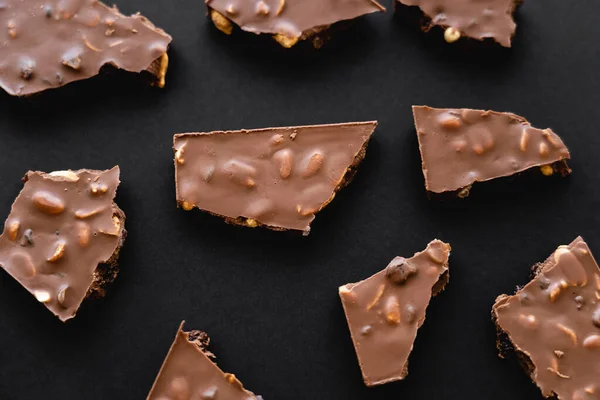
[
  {"left": 269, "top": 134, "right": 284, "bottom": 145},
  {"left": 20, "top": 228, "right": 34, "bottom": 246},
  {"left": 405, "top": 304, "right": 417, "bottom": 324},
  {"left": 457, "top": 185, "right": 471, "bottom": 198},
  {"left": 49, "top": 170, "right": 79, "bottom": 181},
  {"left": 583, "top": 334, "right": 600, "bottom": 349},
  {"left": 57, "top": 286, "right": 68, "bottom": 308},
  {"left": 224, "top": 374, "right": 244, "bottom": 390},
  {"left": 547, "top": 367, "right": 570, "bottom": 379},
  {"left": 75, "top": 206, "right": 105, "bottom": 219},
  {"left": 366, "top": 284, "right": 385, "bottom": 311},
  {"left": 181, "top": 201, "right": 194, "bottom": 211},
  {"left": 34, "top": 290, "right": 51, "bottom": 303},
  {"left": 540, "top": 165, "right": 553, "bottom": 176},
  {"left": 518, "top": 314, "right": 538, "bottom": 329},
  {"left": 90, "top": 183, "right": 108, "bottom": 195},
  {"left": 444, "top": 27, "right": 461, "bottom": 43},
  {"left": 553, "top": 350, "right": 564, "bottom": 358},
  {"left": 440, "top": 116, "right": 461, "bottom": 129},
  {"left": 7, "top": 220, "right": 19, "bottom": 241},
  {"left": 225, "top": 4, "right": 237, "bottom": 15},
  {"left": 539, "top": 142, "right": 550, "bottom": 157},
  {"left": 339, "top": 285, "right": 357, "bottom": 303},
  {"left": 543, "top": 129, "right": 563, "bottom": 148},
  {"left": 255, "top": 1, "right": 270, "bottom": 15},
  {"left": 592, "top": 307, "right": 600, "bottom": 328},
  {"left": 303, "top": 152, "right": 324, "bottom": 177},
  {"left": 83, "top": 36, "right": 102, "bottom": 52},
  {"left": 32, "top": 191, "right": 65, "bottom": 214},
  {"left": 210, "top": 9, "right": 233, "bottom": 35},
  {"left": 19, "top": 58, "right": 35, "bottom": 80},
  {"left": 47, "top": 240, "right": 66, "bottom": 262},
  {"left": 175, "top": 143, "right": 186, "bottom": 164},
  {"left": 472, "top": 143, "right": 484, "bottom": 155},
  {"left": 385, "top": 296, "right": 401, "bottom": 325},
  {"left": 62, "top": 55, "right": 81, "bottom": 70},
  {"left": 427, "top": 244, "right": 448, "bottom": 264},
  {"left": 202, "top": 386, "right": 218, "bottom": 399},
  {"left": 556, "top": 323, "right": 578, "bottom": 345},
  {"left": 360, "top": 325, "right": 372, "bottom": 336},
  {"left": 77, "top": 222, "right": 90, "bottom": 247},
  {"left": 273, "top": 34, "right": 299, "bottom": 48},
  {"left": 273, "top": 149, "right": 293, "bottom": 179},
  {"left": 246, "top": 218, "right": 258, "bottom": 228},
  {"left": 519, "top": 130, "right": 529, "bottom": 152},
  {"left": 276, "top": 0, "right": 285, "bottom": 15},
  {"left": 574, "top": 295, "right": 585, "bottom": 310},
  {"left": 549, "top": 280, "right": 569, "bottom": 302},
  {"left": 385, "top": 257, "right": 417, "bottom": 284},
  {"left": 595, "top": 274, "right": 600, "bottom": 291}
]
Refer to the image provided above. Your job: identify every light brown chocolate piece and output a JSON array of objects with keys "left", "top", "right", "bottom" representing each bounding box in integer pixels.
[
  {"left": 0, "top": 0, "right": 172, "bottom": 96},
  {"left": 413, "top": 106, "right": 571, "bottom": 197},
  {"left": 339, "top": 240, "right": 451, "bottom": 386},
  {"left": 493, "top": 237, "right": 600, "bottom": 400},
  {"left": 174, "top": 122, "right": 377, "bottom": 235},
  {"left": 147, "top": 322, "right": 262, "bottom": 400},
  {"left": 0, "top": 167, "right": 126, "bottom": 321}
]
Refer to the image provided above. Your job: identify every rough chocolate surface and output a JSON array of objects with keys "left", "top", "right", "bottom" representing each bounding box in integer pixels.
[
  {"left": 395, "top": 0, "right": 521, "bottom": 47},
  {"left": 413, "top": 106, "right": 571, "bottom": 197},
  {"left": 147, "top": 322, "right": 260, "bottom": 400},
  {"left": 0, "top": 167, "right": 126, "bottom": 321},
  {"left": 493, "top": 237, "right": 600, "bottom": 400},
  {"left": 174, "top": 121, "right": 376, "bottom": 234},
  {"left": 0, "top": 0, "right": 172, "bottom": 96},
  {"left": 339, "top": 240, "right": 450, "bottom": 386}
]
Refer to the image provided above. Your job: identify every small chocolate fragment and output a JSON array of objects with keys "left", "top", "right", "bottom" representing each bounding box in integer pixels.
[
  {"left": 339, "top": 239, "right": 451, "bottom": 386},
  {"left": 0, "top": 167, "right": 126, "bottom": 321},
  {"left": 0, "top": 0, "right": 172, "bottom": 96},
  {"left": 395, "top": 0, "right": 522, "bottom": 47},
  {"left": 147, "top": 321, "right": 263, "bottom": 400},
  {"left": 174, "top": 121, "right": 377, "bottom": 235},
  {"left": 207, "top": 0, "right": 385, "bottom": 48},
  {"left": 413, "top": 106, "right": 571, "bottom": 197},
  {"left": 493, "top": 237, "right": 600, "bottom": 399}
]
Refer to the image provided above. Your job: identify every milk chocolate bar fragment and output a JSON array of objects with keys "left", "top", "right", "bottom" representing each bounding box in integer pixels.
[
  {"left": 413, "top": 106, "right": 571, "bottom": 198},
  {"left": 395, "top": 0, "right": 522, "bottom": 47},
  {"left": 147, "top": 322, "right": 263, "bottom": 400},
  {"left": 0, "top": 167, "right": 126, "bottom": 322},
  {"left": 339, "top": 240, "right": 450, "bottom": 386},
  {"left": 493, "top": 237, "right": 600, "bottom": 400},
  {"left": 174, "top": 121, "right": 377, "bottom": 235},
  {"left": 0, "top": 0, "right": 172, "bottom": 96},
  {"left": 206, "top": 0, "right": 385, "bottom": 48}
]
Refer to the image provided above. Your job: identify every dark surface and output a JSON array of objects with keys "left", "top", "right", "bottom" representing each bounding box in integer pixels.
[{"left": 0, "top": 0, "right": 598, "bottom": 399}]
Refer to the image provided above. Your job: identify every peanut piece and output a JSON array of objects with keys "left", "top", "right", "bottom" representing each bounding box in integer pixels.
[
  {"left": 556, "top": 323, "right": 578, "bottom": 345},
  {"left": 444, "top": 27, "right": 461, "bottom": 43},
  {"left": 518, "top": 314, "right": 538, "bottom": 329},
  {"left": 440, "top": 117, "right": 461, "bottom": 129},
  {"left": 57, "top": 286, "right": 68, "bottom": 308},
  {"left": 7, "top": 220, "right": 19, "bottom": 241},
  {"left": 32, "top": 191, "right": 65, "bottom": 214},
  {"left": 182, "top": 201, "right": 194, "bottom": 211},
  {"left": 47, "top": 240, "right": 66, "bottom": 262},
  {"left": 210, "top": 9, "right": 233, "bottom": 35},
  {"left": 34, "top": 290, "right": 51, "bottom": 303},
  {"left": 303, "top": 152, "right": 324, "bottom": 177},
  {"left": 77, "top": 222, "right": 90, "bottom": 247},
  {"left": 385, "top": 296, "right": 401, "bottom": 325},
  {"left": 49, "top": 170, "right": 79, "bottom": 181},
  {"left": 540, "top": 165, "right": 554, "bottom": 176},
  {"left": 519, "top": 130, "right": 529, "bottom": 152},
  {"left": 246, "top": 218, "right": 258, "bottom": 228},
  {"left": 539, "top": 142, "right": 550, "bottom": 157},
  {"left": 583, "top": 334, "right": 600, "bottom": 349},
  {"left": 366, "top": 284, "right": 385, "bottom": 311}
]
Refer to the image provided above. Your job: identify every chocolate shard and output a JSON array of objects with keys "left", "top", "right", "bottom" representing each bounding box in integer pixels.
[
  {"left": 492, "top": 237, "right": 600, "bottom": 400},
  {"left": 174, "top": 121, "right": 377, "bottom": 235},
  {"left": 339, "top": 239, "right": 451, "bottom": 386},
  {"left": 413, "top": 106, "right": 571, "bottom": 197},
  {"left": 0, "top": 167, "right": 126, "bottom": 322},
  {"left": 206, "top": 0, "right": 385, "bottom": 48},
  {"left": 0, "top": 0, "right": 172, "bottom": 96},
  {"left": 395, "top": 0, "right": 522, "bottom": 47},
  {"left": 147, "top": 321, "right": 262, "bottom": 400}
]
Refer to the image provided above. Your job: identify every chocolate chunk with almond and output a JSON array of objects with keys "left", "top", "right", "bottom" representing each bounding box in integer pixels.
[
  {"left": 0, "top": 167, "right": 126, "bottom": 321},
  {"left": 147, "top": 321, "right": 263, "bottom": 400},
  {"left": 174, "top": 121, "right": 377, "bottom": 235},
  {"left": 0, "top": 0, "right": 171, "bottom": 96},
  {"left": 339, "top": 239, "right": 451, "bottom": 386},
  {"left": 413, "top": 106, "right": 571, "bottom": 198},
  {"left": 493, "top": 237, "right": 600, "bottom": 400}
]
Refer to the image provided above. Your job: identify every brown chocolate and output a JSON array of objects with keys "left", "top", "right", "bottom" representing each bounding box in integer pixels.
[
  {"left": 0, "top": 0, "right": 172, "bottom": 96},
  {"left": 339, "top": 240, "right": 451, "bottom": 386},
  {"left": 206, "top": 0, "right": 385, "bottom": 48},
  {"left": 174, "top": 121, "right": 377, "bottom": 235},
  {"left": 395, "top": 0, "right": 521, "bottom": 47},
  {"left": 493, "top": 237, "right": 600, "bottom": 400},
  {"left": 0, "top": 167, "right": 126, "bottom": 321},
  {"left": 413, "top": 106, "right": 571, "bottom": 197},
  {"left": 147, "top": 322, "right": 262, "bottom": 400}
]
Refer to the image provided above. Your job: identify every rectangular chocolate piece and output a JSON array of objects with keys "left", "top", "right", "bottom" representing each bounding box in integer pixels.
[
  {"left": 147, "top": 322, "right": 262, "bottom": 400},
  {"left": 174, "top": 122, "right": 377, "bottom": 235},
  {"left": 413, "top": 106, "right": 571, "bottom": 198},
  {"left": 0, "top": 167, "right": 126, "bottom": 321},
  {"left": 493, "top": 237, "right": 600, "bottom": 400},
  {"left": 0, "top": 0, "right": 171, "bottom": 96},
  {"left": 339, "top": 240, "right": 450, "bottom": 386}
]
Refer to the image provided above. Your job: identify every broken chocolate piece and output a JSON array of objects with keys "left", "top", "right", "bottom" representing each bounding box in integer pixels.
[
  {"left": 339, "top": 239, "right": 451, "bottom": 386},
  {"left": 174, "top": 121, "right": 377, "bottom": 235},
  {"left": 413, "top": 106, "right": 571, "bottom": 197},
  {"left": 147, "top": 321, "right": 262, "bottom": 400},
  {"left": 0, "top": 0, "right": 172, "bottom": 96},
  {"left": 206, "top": 0, "right": 385, "bottom": 48},
  {"left": 493, "top": 237, "right": 600, "bottom": 400},
  {"left": 0, "top": 167, "right": 126, "bottom": 321},
  {"left": 395, "top": 0, "right": 522, "bottom": 47}
]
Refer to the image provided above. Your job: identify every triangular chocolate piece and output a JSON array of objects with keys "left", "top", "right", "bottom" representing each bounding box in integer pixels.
[
  {"left": 339, "top": 240, "right": 450, "bottom": 386},
  {"left": 0, "top": 0, "right": 171, "bottom": 96},
  {"left": 147, "top": 322, "right": 262, "bottom": 400},
  {"left": 493, "top": 237, "right": 600, "bottom": 399},
  {"left": 413, "top": 106, "right": 571, "bottom": 197},
  {"left": 174, "top": 121, "right": 377, "bottom": 234}
]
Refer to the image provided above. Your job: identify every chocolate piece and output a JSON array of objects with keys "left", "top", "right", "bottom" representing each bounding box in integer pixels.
[
  {"left": 147, "top": 322, "right": 262, "bottom": 400},
  {"left": 493, "top": 237, "right": 600, "bottom": 399},
  {"left": 413, "top": 106, "right": 571, "bottom": 197},
  {"left": 0, "top": 0, "right": 172, "bottom": 96},
  {"left": 0, "top": 167, "right": 126, "bottom": 321},
  {"left": 395, "top": 0, "right": 522, "bottom": 47},
  {"left": 339, "top": 240, "right": 451, "bottom": 386},
  {"left": 206, "top": 0, "right": 385, "bottom": 48},
  {"left": 174, "top": 121, "right": 376, "bottom": 235}
]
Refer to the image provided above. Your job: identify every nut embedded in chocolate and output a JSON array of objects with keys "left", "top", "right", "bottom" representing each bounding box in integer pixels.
[{"left": 385, "top": 257, "right": 417, "bottom": 284}]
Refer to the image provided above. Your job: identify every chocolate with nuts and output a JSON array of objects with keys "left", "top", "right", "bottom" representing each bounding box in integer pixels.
[
  {"left": 206, "top": 0, "right": 385, "bottom": 48},
  {"left": 174, "top": 121, "right": 377, "bottom": 235},
  {"left": 395, "top": 0, "right": 522, "bottom": 47},
  {"left": 493, "top": 237, "right": 600, "bottom": 400},
  {"left": 0, "top": 167, "right": 126, "bottom": 321},
  {"left": 0, "top": 0, "right": 172, "bottom": 96},
  {"left": 339, "top": 239, "right": 451, "bottom": 386},
  {"left": 147, "top": 321, "right": 262, "bottom": 400},
  {"left": 413, "top": 106, "right": 571, "bottom": 197}
]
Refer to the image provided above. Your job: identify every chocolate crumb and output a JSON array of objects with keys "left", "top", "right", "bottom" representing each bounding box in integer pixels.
[
  {"left": 574, "top": 295, "right": 585, "bottom": 310},
  {"left": 20, "top": 228, "right": 33, "bottom": 246}
]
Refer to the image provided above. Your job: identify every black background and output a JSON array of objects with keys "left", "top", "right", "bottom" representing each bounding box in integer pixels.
[{"left": 0, "top": 0, "right": 599, "bottom": 399}]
